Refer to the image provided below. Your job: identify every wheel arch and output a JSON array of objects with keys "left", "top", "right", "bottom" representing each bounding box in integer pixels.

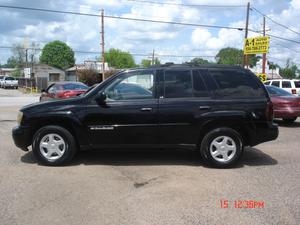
[
  {"left": 30, "top": 116, "right": 89, "bottom": 149},
  {"left": 197, "top": 119, "right": 251, "bottom": 147}
]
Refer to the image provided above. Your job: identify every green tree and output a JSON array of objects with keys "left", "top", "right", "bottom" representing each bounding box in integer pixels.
[
  {"left": 216, "top": 47, "right": 259, "bottom": 67},
  {"left": 40, "top": 40, "right": 75, "bottom": 69},
  {"left": 141, "top": 58, "right": 160, "bottom": 67},
  {"left": 279, "top": 59, "right": 299, "bottom": 79},
  {"left": 105, "top": 48, "right": 136, "bottom": 69},
  {"left": 185, "top": 57, "right": 211, "bottom": 66}
]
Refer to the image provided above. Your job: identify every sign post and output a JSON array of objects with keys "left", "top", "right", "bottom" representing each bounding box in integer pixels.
[{"left": 244, "top": 36, "right": 270, "bottom": 82}]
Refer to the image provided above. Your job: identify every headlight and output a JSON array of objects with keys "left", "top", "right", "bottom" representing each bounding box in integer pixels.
[{"left": 17, "top": 111, "right": 23, "bottom": 125}]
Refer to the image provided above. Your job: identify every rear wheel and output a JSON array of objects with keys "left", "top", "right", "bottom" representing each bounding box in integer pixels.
[
  {"left": 283, "top": 117, "right": 297, "bottom": 123},
  {"left": 32, "top": 125, "right": 77, "bottom": 166},
  {"left": 200, "top": 127, "right": 243, "bottom": 168}
]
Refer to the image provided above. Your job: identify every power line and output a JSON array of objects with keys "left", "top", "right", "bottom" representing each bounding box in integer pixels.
[
  {"left": 0, "top": 5, "right": 245, "bottom": 31},
  {"left": 0, "top": 46, "right": 215, "bottom": 58},
  {"left": 251, "top": 7, "right": 300, "bottom": 36},
  {"left": 126, "top": 0, "right": 246, "bottom": 8},
  {"left": 1, "top": 4, "right": 300, "bottom": 48}
]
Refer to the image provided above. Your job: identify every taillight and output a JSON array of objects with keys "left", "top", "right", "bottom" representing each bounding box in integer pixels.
[
  {"left": 292, "top": 89, "right": 297, "bottom": 94},
  {"left": 266, "top": 101, "right": 274, "bottom": 121}
]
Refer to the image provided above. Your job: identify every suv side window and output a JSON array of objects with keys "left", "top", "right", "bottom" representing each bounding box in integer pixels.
[
  {"left": 164, "top": 70, "right": 193, "bottom": 98},
  {"left": 264, "top": 81, "right": 270, "bottom": 85},
  {"left": 282, "top": 81, "right": 291, "bottom": 88},
  {"left": 294, "top": 81, "right": 300, "bottom": 88},
  {"left": 271, "top": 81, "right": 280, "bottom": 87},
  {"left": 209, "top": 69, "right": 264, "bottom": 98},
  {"left": 193, "top": 70, "right": 209, "bottom": 97},
  {"left": 105, "top": 71, "right": 154, "bottom": 101}
]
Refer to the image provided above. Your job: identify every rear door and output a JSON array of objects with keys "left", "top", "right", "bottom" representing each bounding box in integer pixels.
[
  {"left": 282, "top": 80, "right": 293, "bottom": 94},
  {"left": 158, "top": 68, "right": 213, "bottom": 147},
  {"left": 293, "top": 80, "right": 300, "bottom": 96}
]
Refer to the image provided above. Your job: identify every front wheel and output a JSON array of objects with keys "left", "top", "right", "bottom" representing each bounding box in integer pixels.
[
  {"left": 32, "top": 125, "right": 77, "bottom": 166},
  {"left": 200, "top": 127, "right": 243, "bottom": 168}
]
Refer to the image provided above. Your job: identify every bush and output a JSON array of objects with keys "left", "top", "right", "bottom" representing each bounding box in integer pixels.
[{"left": 77, "top": 69, "right": 101, "bottom": 86}]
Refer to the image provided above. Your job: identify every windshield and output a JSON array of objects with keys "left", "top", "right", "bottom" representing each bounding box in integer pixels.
[{"left": 265, "top": 85, "right": 293, "bottom": 96}]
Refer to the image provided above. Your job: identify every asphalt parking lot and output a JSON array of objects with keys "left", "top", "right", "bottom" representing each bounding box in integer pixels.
[{"left": 0, "top": 89, "right": 299, "bottom": 225}]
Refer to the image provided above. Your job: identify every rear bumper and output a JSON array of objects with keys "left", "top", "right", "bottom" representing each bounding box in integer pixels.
[
  {"left": 12, "top": 126, "right": 32, "bottom": 151},
  {"left": 274, "top": 109, "right": 300, "bottom": 118},
  {"left": 247, "top": 122, "right": 279, "bottom": 146}
]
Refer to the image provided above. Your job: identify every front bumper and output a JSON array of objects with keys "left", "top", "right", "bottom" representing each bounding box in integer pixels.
[{"left": 12, "top": 126, "right": 32, "bottom": 151}]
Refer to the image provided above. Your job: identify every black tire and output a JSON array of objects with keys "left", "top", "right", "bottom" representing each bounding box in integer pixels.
[
  {"left": 200, "top": 127, "right": 243, "bottom": 168},
  {"left": 32, "top": 125, "right": 77, "bottom": 166},
  {"left": 283, "top": 117, "right": 297, "bottom": 123}
]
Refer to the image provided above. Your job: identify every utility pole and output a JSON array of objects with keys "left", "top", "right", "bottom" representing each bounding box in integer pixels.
[
  {"left": 25, "top": 49, "right": 28, "bottom": 68},
  {"left": 243, "top": 2, "right": 250, "bottom": 68},
  {"left": 100, "top": 9, "right": 105, "bottom": 81},
  {"left": 152, "top": 49, "right": 155, "bottom": 65},
  {"left": 262, "top": 16, "right": 267, "bottom": 74}
]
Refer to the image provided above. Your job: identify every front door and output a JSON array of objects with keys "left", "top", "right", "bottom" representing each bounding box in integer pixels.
[{"left": 84, "top": 70, "right": 159, "bottom": 148}]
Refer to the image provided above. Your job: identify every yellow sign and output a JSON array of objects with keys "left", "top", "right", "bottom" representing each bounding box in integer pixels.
[
  {"left": 244, "top": 36, "right": 270, "bottom": 55},
  {"left": 256, "top": 73, "right": 267, "bottom": 82}
]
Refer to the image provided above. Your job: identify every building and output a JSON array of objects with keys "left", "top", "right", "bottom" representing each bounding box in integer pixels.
[
  {"left": 250, "top": 59, "right": 282, "bottom": 80},
  {"left": 66, "top": 61, "right": 111, "bottom": 82},
  {"left": 23, "top": 64, "right": 65, "bottom": 90},
  {"left": 0, "top": 68, "right": 15, "bottom": 76}
]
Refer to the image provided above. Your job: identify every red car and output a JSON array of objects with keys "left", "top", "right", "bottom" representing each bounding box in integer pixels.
[
  {"left": 265, "top": 85, "right": 300, "bottom": 123},
  {"left": 40, "top": 82, "right": 89, "bottom": 102}
]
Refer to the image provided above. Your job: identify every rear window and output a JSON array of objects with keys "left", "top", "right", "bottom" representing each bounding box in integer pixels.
[
  {"left": 164, "top": 70, "right": 193, "bottom": 98},
  {"left": 265, "top": 85, "right": 293, "bottom": 96},
  {"left": 264, "top": 81, "right": 270, "bottom": 85},
  {"left": 294, "top": 81, "right": 300, "bottom": 88},
  {"left": 62, "top": 83, "right": 88, "bottom": 90},
  {"left": 282, "top": 81, "right": 291, "bottom": 88},
  {"left": 208, "top": 69, "right": 264, "bottom": 98},
  {"left": 271, "top": 81, "right": 280, "bottom": 87},
  {"left": 192, "top": 70, "right": 209, "bottom": 97}
]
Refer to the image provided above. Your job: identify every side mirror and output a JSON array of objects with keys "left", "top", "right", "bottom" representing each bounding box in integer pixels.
[
  {"left": 41, "top": 89, "right": 47, "bottom": 93},
  {"left": 95, "top": 92, "right": 107, "bottom": 105}
]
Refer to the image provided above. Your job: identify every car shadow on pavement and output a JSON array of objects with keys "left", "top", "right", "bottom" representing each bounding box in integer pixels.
[
  {"left": 20, "top": 147, "right": 277, "bottom": 168},
  {"left": 274, "top": 119, "right": 300, "bottom": 128}
]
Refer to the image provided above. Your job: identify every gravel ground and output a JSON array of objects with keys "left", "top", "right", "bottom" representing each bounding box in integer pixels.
[{"left": 0, "top": 88, "right": 299, "bottom": 225}]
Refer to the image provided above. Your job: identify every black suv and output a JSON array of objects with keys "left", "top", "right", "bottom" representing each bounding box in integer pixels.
[{"left": 12, "top": 65, "right": 278, "bottom": 167}]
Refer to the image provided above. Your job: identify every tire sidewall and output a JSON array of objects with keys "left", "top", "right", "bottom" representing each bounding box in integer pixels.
[
  {"left": 32, "top": 126, "right": 76, "bottom": 166},
  {"left": 201, "top": 128, "right": 243, "bottom": 168}
]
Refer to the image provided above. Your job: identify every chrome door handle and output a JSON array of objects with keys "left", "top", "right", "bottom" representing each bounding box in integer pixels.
[
  {"left": 199, "top": 106, "right": 211, "bottom": 110},
  {"left": 141, "top": 108, "right": 152, "bottom": 112}
]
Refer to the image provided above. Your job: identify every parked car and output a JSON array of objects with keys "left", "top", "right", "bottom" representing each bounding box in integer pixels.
[
  {"left": 12, "top": 65, "right": 278, "bottom": 167},
  {"left": 40, "top": 82, "right": 89, "bottom": 101},
  {"left": 264, "top": 79, "right": 300, "bottom": 96},
  {"left": 265, "top": 85, "right": 300, "bottom": 123},
  {"left": 0, "top": 75, "right": 4, "bottom": 87},
  {"left": 1, "top": 76, "right": 18, "bottom": 89}
]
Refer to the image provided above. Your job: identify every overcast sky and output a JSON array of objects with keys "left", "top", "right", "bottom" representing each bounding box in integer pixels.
[{"left": 0, "top": 0, "right": 299, "bottom": 67}]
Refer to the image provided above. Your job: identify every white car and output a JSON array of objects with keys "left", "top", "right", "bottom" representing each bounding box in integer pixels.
[
  {"left": 1, "top": 76, "right": 18, "bottom": 89},
  {"left": 264, "top": 79, "right": 300, "bottom": 96}
]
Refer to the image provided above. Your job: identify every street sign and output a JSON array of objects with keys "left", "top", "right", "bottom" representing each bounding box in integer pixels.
[
  {"left": 256, "top": 73, "right": 267, "bottom": 82},
  {"left": 24, "top": 68, "right": 31, "bottom": 78},
  {"left": 244, "top": 36, "right": 270, "bottom": 55}
]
